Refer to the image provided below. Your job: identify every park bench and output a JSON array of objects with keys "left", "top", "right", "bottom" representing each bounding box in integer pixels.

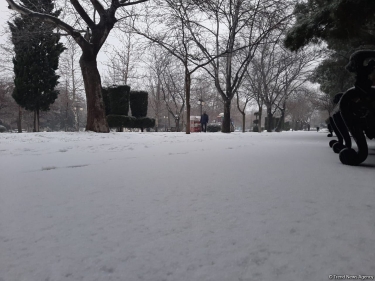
[{"left": 328, "top": 50, "right": 375, "bottom": 165}]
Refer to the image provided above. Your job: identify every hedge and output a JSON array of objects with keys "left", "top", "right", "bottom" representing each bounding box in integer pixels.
[
  {"left": 107, "top": 115, "right": 155, "bottom": 130},
  {"left": 107, "top": 115, "right": 135, "bottom": 128},
  {"left": 108, "top": 85, "right": 131, "bottom": 115},
  {"left": 130, "top": 91, "right": 148, "bottom": 118},
  {"left": 207, "top": 124, "right": 221, "bottom": 132},
  {"left": 101, "top": 87, "right": 111, "bottom": 115},
  {"left": 133, "top": 117, "right": 156, "bottom": 130}
]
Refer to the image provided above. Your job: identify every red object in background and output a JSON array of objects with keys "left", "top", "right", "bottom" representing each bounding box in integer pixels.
[{"left": 190, "top": 116, "right": 201, "bottom": 132}]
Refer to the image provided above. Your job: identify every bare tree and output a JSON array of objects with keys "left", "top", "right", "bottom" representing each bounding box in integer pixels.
[
  {"left": 160, "top": 60, "right": 185, "bottom": 132},
  {"left": 0, "top": 43, "right": 14, "bottom": 79},
  {"left": 245, "top": 37, "right": 319, "bottom": 132},
  {"left": 286, "top": 87, "right": 320, "bottom": 131},
  {"left": 59, "top": 37, "right": 85, "bottom": 131},
  {"left": 190, "top": 73, "right": 218, "bottom": 118},
  {"left": 0, "top": 79, "right": 26, "bottom": 132},
  {"left": 130, "top": 0, "right": 230, "bottom": 134},
  {"left": 0, "top": 80, "right": 15, "bottom": 120},
  {"left": 144, "top": 47, "right": 171, "bottom": 131},
  {"left": 102, "top": 17, "right": 142, "bottom": 87},
  {"left": 6, "top": 0, "right": 148, "bottom": 133},
  {"left": 236, "top": 89, "right": 253, "bottom": 132},
  {"left": 180, "top": 0, "right": 293, "bottom": 132}
]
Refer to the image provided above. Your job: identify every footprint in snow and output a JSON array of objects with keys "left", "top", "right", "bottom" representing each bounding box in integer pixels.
[
  {"left": 66, "top": 164, "right": 89, "bottom": 168},
  {"left": 42, "top": 166, "right": 57, "bottom": 171}
]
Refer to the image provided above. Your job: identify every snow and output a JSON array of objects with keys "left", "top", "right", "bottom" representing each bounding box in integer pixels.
[{"left": 0, "top": 131, "right": 374, "bottom": 281}]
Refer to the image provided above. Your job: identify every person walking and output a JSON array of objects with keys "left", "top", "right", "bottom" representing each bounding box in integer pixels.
[{"left": 200, "top": 111, "right": 209, "bottom": 132}]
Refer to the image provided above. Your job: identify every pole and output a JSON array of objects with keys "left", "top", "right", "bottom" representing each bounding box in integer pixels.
[{"left": 77, "top": 107, "right": 80, "bottom": 131}]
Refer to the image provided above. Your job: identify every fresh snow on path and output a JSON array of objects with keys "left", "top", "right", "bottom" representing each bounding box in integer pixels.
[{"left": 0, "top": 131, "right": 374, "bottom": 281}]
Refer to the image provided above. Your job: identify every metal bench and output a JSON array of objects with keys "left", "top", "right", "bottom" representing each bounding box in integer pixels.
[{"left": 328, "top": 50, "right": 375, "bottom": 165}]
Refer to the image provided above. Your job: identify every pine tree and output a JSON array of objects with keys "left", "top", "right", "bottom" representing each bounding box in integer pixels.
[
  {"left": 284, "top": 0, "right": 375, "bottom": 114},
  {"left": 284, "top": 0, "right": 375, "bottom": 51},
  {"left": 9, "top": 0, "right": 65, "bottom": 132}
]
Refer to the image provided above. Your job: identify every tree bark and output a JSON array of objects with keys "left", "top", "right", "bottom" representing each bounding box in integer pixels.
[
  {"left": 33, "top": 110, "right": 40, "bottom": 132},
  {"left": 37, "top": 109, "right": 40, "bottom": 132},
  {"left": 267, "top": 106, "right": 273, "bottom": 132},
  {"left": 185, "top": 68, "right": 191, "bottom": 134},
  {"left": 258, "top": 106, "right": 263, "bottom": 133},
  {"left": 17, "top": 106, "right": 22, "bottom": 133},
  {"left": 275, "top": 100, "right": 286, "bottom": 132},
  {"left": 242, "top": 112, "right": 245, "bottom": 133},
  {"left": 80, "top": 53, "right": 109, "bottom": 133},
  {"left": 222, "top": 99, "right": 231, "bottom": 133},
  {"left": 155, "top": 77, "right": 161, "bottom": 132}
]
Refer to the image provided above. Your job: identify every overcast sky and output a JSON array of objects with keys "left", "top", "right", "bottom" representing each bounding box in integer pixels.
[
  {"left": 0, "top": 2, "right": 11, "bottom": 44},
  {"left": 0, "top": 1, "right": 111, "bottom": 79}
]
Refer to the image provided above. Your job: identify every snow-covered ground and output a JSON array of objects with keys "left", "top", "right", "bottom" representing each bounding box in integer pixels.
[{"left": 1, "top": 131, "right": 374, "bottom": 281}]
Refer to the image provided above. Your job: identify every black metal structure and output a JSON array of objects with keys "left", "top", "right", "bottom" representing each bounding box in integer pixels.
[{"left": 329, "top": 50, "right": 375, "bottom": 165}]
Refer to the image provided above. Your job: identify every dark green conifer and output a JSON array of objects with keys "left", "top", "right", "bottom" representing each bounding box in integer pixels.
[
  {"left": 284, "top": 0, "right": 375, "bottom": 51},
  {"left": 9, "top": 0, "right": 65, "bottom": 132}
]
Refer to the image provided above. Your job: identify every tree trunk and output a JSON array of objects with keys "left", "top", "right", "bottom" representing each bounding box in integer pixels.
[
  {"left": 267, "top": 106, "right": 273, "bottom": 132},
  {"left": 276, "top": 100, "right": 286, "bottom": 132},
  {"left": 155, "top": 78, "right": 161, "bottom": 132},
  {"left": 33, "top": 110, "right": 39, "bottom": 132},
  {"left": 185, "top": 68, "right": 191, "bottom": 134},
  {"left": 276, "top": 109, "right": 285, "bottom": 132},
  {"left": 33, "top": 111, "right": 36, "bottom": 132},
  {"left": 258, "top": 106, "right": 263, "bottom": 133},
  {"left": 80, "top": 53, "right": 109, "bottom": 133},
  {"left": 17, "top": 106, "right": 22, "bottom": 133},
  {"left": 222, "top": 99, "right": 231, "bottom": 133},
  {"left": 65, "top": 101, "right": 68, "bottom": 132},
  {"left": 36, "top": 109, "right": 40, "bottom": 132},
  {"left": 242, "top": 112, "right": 245, "bottom": 133}
]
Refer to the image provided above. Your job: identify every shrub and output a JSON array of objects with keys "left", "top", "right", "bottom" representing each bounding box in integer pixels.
[
  {"left": 133, "top": 117, "right": 155, "bottom": 131},
  {"left": 101, "top": 87, "right": 111, "bottom": 115},
  {"left": 130, "top": 91, "right": 148, "bottom": 118},
  {"left": 207, "top": 124, "right": 221, "bottom": 132},
  {"left": 108, "top": 85, "right": 131, "bottom": 115},
  {"left": 107, "top": 115, "right": 135, "bottom": 128},
  {"left": 253, "top": 126, "right": 259, "bottom": 132},
  {"left": 0, "top": 125, "right": 6, "bottom": 133},
  {"left": 283, "top": 121, "right": 291, "bottom": 131}
]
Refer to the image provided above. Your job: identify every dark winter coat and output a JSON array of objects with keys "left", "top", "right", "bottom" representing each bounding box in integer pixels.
[{"left": 200, "top": 113, "right": 209, "bottom": 124}]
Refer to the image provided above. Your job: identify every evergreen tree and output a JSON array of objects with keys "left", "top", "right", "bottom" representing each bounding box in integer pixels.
[
  {"left": 310, "top": 50, "right": 355, "bottom": 96},
  {"left": 284, "top": 0, "right": 374, "bottom": 113},
  {"left": 284, "top": 0, "right": 375, "bottom": 51},
  {"left": 9, "top": 0, "right": 65, "bottom": 132},
  {"left": 309, "top": 48, "right": 355, "bottom": 114}
]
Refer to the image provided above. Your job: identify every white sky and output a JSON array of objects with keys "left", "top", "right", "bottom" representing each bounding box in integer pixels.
[
  {"left": 0, "top": 1, "right": 113, "bottom": 74},
  {"left": 0, "top": 2, "right": 11, "bottom": 44},
  {"left": 0, "top": 1, "right": 146, "bottom": 85},
  {"left": 1, "top": 130, "right": 375, "bottom": 280}
]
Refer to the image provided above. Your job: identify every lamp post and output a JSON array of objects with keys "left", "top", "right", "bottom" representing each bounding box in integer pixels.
[{"left": 198, "top": 98, "right": 205, "bottom": 116}]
